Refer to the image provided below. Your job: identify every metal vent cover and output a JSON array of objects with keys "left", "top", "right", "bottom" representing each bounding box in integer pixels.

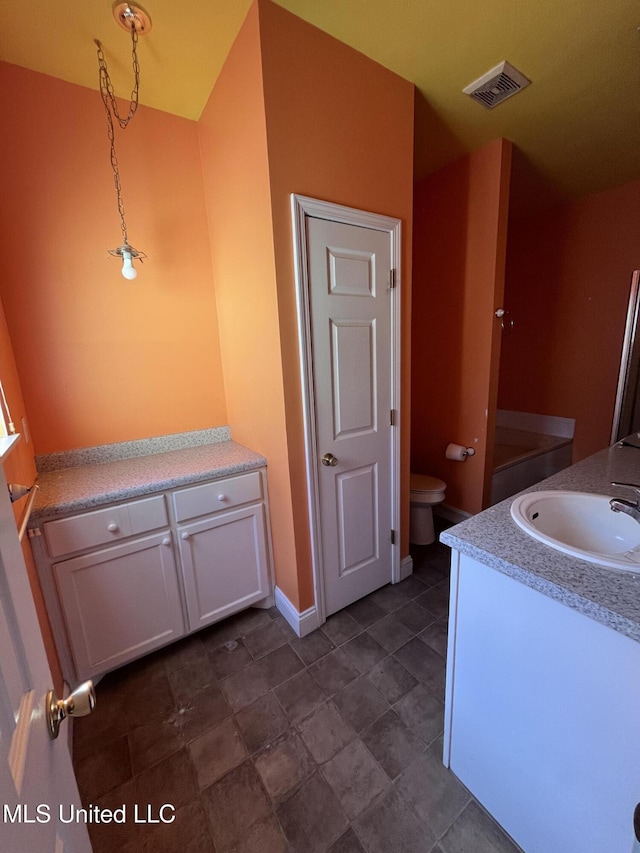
[{"left": 463, "top": 61, "right": 530, "bottom": 109}]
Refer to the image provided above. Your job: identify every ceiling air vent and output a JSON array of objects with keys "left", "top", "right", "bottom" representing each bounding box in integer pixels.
[{"left": 463, "top": 61, "right": 530, "bottom": 109}]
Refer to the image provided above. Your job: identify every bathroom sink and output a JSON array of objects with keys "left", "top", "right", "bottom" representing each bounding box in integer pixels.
[{"left": 510, "top": 490, "right": 640, "bottom": 572}]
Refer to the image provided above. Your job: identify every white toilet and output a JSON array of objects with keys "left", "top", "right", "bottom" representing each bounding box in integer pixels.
[{"left": 410, "top": 473, "right": 447, "bottom": 545}]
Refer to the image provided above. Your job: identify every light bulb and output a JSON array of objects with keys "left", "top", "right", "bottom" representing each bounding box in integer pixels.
[{"left": 121, "top": 250, "right": 137, "bottom": 280}]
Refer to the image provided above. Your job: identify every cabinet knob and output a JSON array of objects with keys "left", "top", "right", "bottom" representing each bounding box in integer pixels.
[
  {"left": 217, "top": 494, "right": 227, "bottom": 502},
  {"left": 162, "top": 536, "right": 171, "bottom": 547},
  {"left": 181, "top": 531, "right": 190, "bottom": 540},
  {"left": 107, "top": 522, "right": 119, "bottom": 533}
]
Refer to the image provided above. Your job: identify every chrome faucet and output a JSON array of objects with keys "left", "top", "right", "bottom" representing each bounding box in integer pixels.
[{"left": 610, "top": 482, "right": 640, "bottom": 523}]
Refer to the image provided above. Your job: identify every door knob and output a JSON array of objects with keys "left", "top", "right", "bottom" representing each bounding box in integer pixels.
[
  {"left": 321, "top": 453, "right": 338, "bottom": 467},
  {"left": 46, "top": 681, "right": 96, "bottom": 740}
]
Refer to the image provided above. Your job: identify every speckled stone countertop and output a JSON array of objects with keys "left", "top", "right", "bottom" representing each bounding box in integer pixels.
[
  {"left": 30, "top": 433, "right": 266, "bottom": 522},
  {"left": 441, "top": 441, "right": 640, "bottom": 642}
]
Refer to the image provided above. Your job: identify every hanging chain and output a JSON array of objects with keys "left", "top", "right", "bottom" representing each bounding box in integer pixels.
[{"left": 95, "top": 20, "right": 140, "bottom": 247}]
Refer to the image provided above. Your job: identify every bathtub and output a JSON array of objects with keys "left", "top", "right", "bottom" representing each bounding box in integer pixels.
[{"left": 491, "top": 425, "right": 573, "bottom": 505}]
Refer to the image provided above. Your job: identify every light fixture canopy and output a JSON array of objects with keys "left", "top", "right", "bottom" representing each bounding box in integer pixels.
[{"left": 112, "top": 2, "right": 152, "bottom": 35}]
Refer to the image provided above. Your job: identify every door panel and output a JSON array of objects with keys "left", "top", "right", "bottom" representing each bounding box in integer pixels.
[
  {"left": 307, "top": 216, "right": 393, "bottom": 614},
  {"left": 336, "top": 464, "right": 379, "bottom": 574},
  {"left": 332, "top": 319, "right": 376, "bottom": 437},
  {"left": 327, "top": 246, "right": 375, "bottom": 296}
]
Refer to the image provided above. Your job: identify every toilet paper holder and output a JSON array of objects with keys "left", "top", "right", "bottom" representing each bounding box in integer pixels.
[{"left": 446, "top": 443, "right": 476, "bottom": 461}]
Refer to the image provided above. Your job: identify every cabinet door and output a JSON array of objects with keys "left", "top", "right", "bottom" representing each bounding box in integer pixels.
[
  {"left": 178, "top": 504, "right": 270, "bottom": 632},
  {"left": 54, "top": 531, "right": 184, "bottom": 679},
  {"left": 447, "top": 552, "right": 640, "bottom": 853}
]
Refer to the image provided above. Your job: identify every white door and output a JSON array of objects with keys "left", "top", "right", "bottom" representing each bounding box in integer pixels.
[
  {"left": 295, "top": 198, "right": 400, "bottom": 617},
  {"left": 0, "top": 445, "right": 91, "bottom": 852}
]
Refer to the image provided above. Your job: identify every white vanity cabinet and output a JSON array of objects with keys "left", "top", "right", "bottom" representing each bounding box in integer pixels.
[
  {"left": 445, "top": 551, "right": 640, "bottom": 853},
  {"left": 173, "top": 471, "right": 270, "bottom": 631},
  {"left": 30, "top": 466, "right": 273, "bottom": 683}
]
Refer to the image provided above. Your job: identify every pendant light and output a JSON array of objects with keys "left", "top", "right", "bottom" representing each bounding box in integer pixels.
[{"left": 95, "top": 3, "right": 151, "bottom": 280}]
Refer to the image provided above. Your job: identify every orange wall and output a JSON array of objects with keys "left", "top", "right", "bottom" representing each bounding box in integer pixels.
[
  {"left": 412, "top": 139, "right": 512, "bottom": 515},
  {"left": 499, "top": 178, "right": 640, "bottom": 460},
  {"left": 258, "top": 0, "right": 415, "bottom": 577},
  {"left": 0, "top": 62, "right": 227, "bottom": 454},
  {"left": 197, "top": 5, "right": 299, "bottom": 606},
  {"left": 0, "top": 0, "right": 415, "bottom": 619},
  {"left": 199, "top": 0, "right": 414, "bottom": 610}
]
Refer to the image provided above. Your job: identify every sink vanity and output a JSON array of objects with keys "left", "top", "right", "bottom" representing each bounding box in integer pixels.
[
  {"left": 28, "top": 430, "right": 274, "bottom": 684},
  {"left": 441, "top": 441, "right": 640, "bottom": 853},
  {"left": 510, "top": 489, "right": 640, "bottom": 571}
]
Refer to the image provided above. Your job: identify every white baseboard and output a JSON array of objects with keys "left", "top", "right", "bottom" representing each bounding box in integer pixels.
[
  {"left": 275, "top": 586, "right": 320, "bottom": 638},
  {"left": 398, "top": 555, "right": 413, "bottom": 581}
]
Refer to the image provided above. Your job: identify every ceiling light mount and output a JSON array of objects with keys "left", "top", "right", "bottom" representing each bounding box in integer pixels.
[{"left": 112, "top": 2, "right": 152, "bottom": 36}]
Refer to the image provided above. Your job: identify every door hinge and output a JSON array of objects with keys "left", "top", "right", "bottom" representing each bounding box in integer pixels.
[
  {"left": 390, "top": 408, "right": 397, "bottom": 426},
  {"left": 390, "top": 529, "right": 396, "bottom": 545},
  {"left": 389, "top": 268, "right": 396, "bottom": 289},
  {"left": 27, "top": 527, "right": 41, "bottom": 539}
]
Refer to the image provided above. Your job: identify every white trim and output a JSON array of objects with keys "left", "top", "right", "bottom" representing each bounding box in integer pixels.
[
  {"left": 274, "top": 586, "right": 320, "bottom": 638},
  {"left": 291, "top": 194, "right": 402, "bottom": 627},
  {"left": 398, "top": 554, "right": 413, "bottom": 581},
  {"left": 611, "top": 270, "right": 640, "bottom": 444},
  {"left": 443, "top": 548, "right": 460, "bottom": 768}
]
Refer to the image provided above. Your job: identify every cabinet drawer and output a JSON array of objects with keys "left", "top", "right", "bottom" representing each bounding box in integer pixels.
[
  {"left": 44, "top": 495, "right": 168, "bottom": 558},
  {"left": 173, "top": 471, "right": 262, "bottom": 522}
]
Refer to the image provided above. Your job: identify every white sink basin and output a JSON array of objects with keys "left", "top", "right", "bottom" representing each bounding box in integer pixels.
[{"left": 510, "top": 490, "right": 640, "bottom": 572}]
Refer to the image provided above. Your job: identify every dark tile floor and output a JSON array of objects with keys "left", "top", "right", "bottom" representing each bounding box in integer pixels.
[{"left": 72, "top": 536, "right": 521, "bottom": 853}]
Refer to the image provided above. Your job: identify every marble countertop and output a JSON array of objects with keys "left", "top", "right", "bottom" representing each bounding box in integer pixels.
[
  {"left": 441, "top": 442, "right": 640, "bottom": 642},
  {"left": 30, "top": 439, "right": 267, "bottom": 522}
]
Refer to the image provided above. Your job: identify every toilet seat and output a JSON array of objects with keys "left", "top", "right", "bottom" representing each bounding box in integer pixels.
[
  {"left": 410, "top": 473, "right": 446, "bottom": 506},
  {"left": 410, "top": 474, "right": 445, "bottom": 493}
]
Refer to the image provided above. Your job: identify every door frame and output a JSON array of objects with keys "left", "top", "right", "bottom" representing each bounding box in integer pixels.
[{"left": 290, "top": 194, "right": 402, "bottom": 626}]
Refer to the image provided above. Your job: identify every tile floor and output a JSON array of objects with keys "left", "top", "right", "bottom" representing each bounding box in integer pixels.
[{"left": 72, "top": 536, "right": 521, "bottom": 853}]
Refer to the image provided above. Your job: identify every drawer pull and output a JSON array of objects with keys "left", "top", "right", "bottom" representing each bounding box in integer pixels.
[
  {"left": 181, "top": 531, "right": 190, "bottom": 540},
  {"left": 107, "top": 523, "right": 119, "bottom": 533},
  {"left": 217, "top": 494, "right": 227, "bottom": 502},
  {"left": 162, "top": 536, "right": 171, "bottom": 547}
]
